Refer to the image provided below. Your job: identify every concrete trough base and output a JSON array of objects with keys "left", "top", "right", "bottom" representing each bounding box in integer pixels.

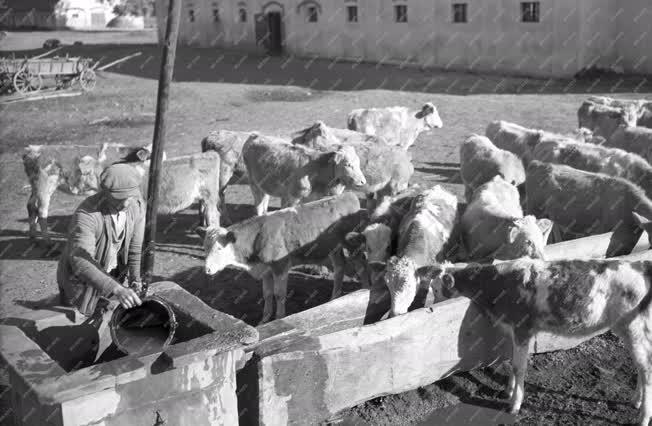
[
  {"left": 0, "top": 281, "right": 258, "bottom": 426},
  {"left": 239, "top": 235, "right": 651, "bottom": 425}
]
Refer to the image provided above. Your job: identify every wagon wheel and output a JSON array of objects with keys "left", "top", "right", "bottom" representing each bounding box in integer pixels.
[
  {"left": 13, "top": 69, "right": 42, "bottom": 94},
  {"left": 78, "top": 69, "right": 97, "bottom": 91}
]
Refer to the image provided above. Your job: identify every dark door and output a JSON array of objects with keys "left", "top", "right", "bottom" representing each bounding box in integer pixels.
[{"left": 266, "top": 12, "right": 282, "bottom": 55}]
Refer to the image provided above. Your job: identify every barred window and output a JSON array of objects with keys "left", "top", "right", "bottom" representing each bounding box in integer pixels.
[
  {"left": 394, "top": 4, "right": 407, "bottom": 23},
  {"left": 308, "top": 6, "right": 318, "bottom": 22},
  {"left": 452, "top": 3, "right": 467, "bottom": 23},
  {"left": 347, "top": 5, "right": 358, "bottom": 22},
  {"left": 521, "top": 2, "right": 540, "bottom": 22}
]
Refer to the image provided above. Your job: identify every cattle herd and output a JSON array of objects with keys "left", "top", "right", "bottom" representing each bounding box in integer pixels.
[{"left": 21, "top": 96, "right": 652, "bottom": 423}]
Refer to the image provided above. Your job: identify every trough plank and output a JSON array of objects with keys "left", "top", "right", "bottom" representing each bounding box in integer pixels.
[{"left": 544, "top": 231, "right": 649, "bottom": 260}]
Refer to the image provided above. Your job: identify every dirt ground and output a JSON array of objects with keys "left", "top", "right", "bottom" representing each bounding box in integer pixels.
[{"left": 1, "top": 31, "right": 652, "bottom": 425}]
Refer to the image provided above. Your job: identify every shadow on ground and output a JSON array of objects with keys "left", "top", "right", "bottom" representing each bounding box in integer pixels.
[{"left": 4, "top": 44, "right": 651, "bottom": 95}]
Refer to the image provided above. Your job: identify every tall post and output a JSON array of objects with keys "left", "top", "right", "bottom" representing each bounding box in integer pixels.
[{"left": 142, "top": 0, "right": 182, "bottom": 288}]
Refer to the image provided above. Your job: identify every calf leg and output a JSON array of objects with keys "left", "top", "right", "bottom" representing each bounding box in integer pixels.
[
  {"left": 260, "top": 270, "right": 275, "bottom": 324},
  {"left": 509, "top": 333, "right": 532, "bottom": 414},
  {"left": 203, "top": 196, "right": 221, "bottom": 228},
  {"left": 250, "top": 184, "right": 270, "bottom": 216},
  {"left": 272, "top": 260, "right": 291, "bottom": 320},
  {"left": 27, "top": 189, "right": 39, "bottom": 239},
  {"left": 329, "top": 248, "right": 345, "bottom": 300}
]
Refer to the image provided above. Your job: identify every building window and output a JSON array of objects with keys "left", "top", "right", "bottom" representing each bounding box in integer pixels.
[
  {"left": 346, "top": 5, "right": 358, "bottom": 22},
  {"left": 521, "top": 2, "right": 540, "bottom": 22},
  {"left": 394, "top": 4, "right": 407, "bottom": 22},
  {"left": 238, "top": 7, "right": 247, "bottom": 22},
  {"left": 188, "top": 9, "right": 195, "bottom": 22},
  {"left": 452, "top": 3, "right": 467, "bottom": 23},
  {"left": 308, "top": 6, "right": 318, "bottom": 22}
]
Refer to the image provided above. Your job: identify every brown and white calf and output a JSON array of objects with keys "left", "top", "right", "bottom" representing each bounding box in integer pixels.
[
  {"left": 599, "top": 126, "right": 652, "bottom": 164},
  {"left": 242, "top": 133, "right": 366, "bottom": 215},
  {"left": 382, "top": 186, "right": 459, "bottom": 317},
  {"left": 341, "top": 190, "right": 417, "bottom": 275},
  {"left": 22, "top": 143, "right": 157, "bottom": 240},
  {"left": 460, "top": 134, "right": 525, "bottom": 201},
  {"left": 532, "top": 137, "right": 652, "bottom": 199},
  {"left": 138, "top": 151, "right": 222, "bottom": 228},
  {"left": 525, "top": 161, "right": 652, "bottom": 255},
  {"left": 347, "top": 103, "right": 443, "bottom": 149},
  {"left": 292, "top": 121, "right": 414, "bottom": 209},
  {"left": 461, "top": 175, "right": 552, "bottom": 262},
  {"left": 578, "top": 100, "right": 639, "bottom": 139},
  {"left": 198, "top": 192, "right": 366, "bottom": 322},
  {"left": 420, "top": 258, "right": 652, "bottom": 424},
  {"left": 201, "top": 130, "right": 286, "bottom": 215}
]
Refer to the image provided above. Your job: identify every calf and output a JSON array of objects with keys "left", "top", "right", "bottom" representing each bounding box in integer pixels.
[
  {"left": 341, "top": 190, "right": 418, "bottom": 287},
  {"left": 525, "top": 160, "right": 652, "bottom": 256},
  {"left": 243, "top": 133, "right": 366, "bottom": 215},
  {"left": 420, "top": 258, "right": 652, "bottom": 423},
  {"left": 586, "top": 96, "right": 652, "bottom": 128},
  {"left": 460, "top": 134, "right": 525, "bottom": 201},
  {"left": 201, "top": 130, "right": 286, "bottom": 215},
  {"left": 292, "top": 121, "right": 414, "bottom": 209},
  {"left": 532, "top": 137, "right": 652, "bottom": 199},
  {"left": 347, "top": 102, "right": 443, "bottom": 149},
  {"left": 461, "top": 175, "right": 552, "bottom": 262},
  {"left": 577, "top": 100, "right": 639, "bottom": 139},
  {"left": 199, "top": 192, "right": 366, "bottom": 322},
  {"left": 382, "top": 186, "right": 459, "bottom": 317},
  {"left": 22, "top": 143, "right": 157, "bottom": 240},
  {"left": 138, "top": 151, "right": 221, "bottom": 227},
  {"left": 485, "top": 120, "right": 590, "bottom": 166},
  {"left": 599, "top": 126, "right": 652, "bottom": 164}
]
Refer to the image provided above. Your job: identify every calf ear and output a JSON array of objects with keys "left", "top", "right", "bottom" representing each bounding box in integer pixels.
[
  {"left": 633, "top": 212, "right": 652, "bottom": 229},
  {"left": 136, "top": 148, "right": 150, "bottom": 162},
  {"left": 536, "top": 218, "right": 554, "bottom": 242},
  {"left": 195, "top": 226, "right": 207, "bottom": 239},
  {"left": 441, "top": 273, "right": 455, "bottom": 291}
]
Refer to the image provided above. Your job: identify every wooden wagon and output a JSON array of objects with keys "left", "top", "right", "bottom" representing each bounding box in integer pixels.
[{"left": 0, "top": 55, "right": 97, "bottom": 95}]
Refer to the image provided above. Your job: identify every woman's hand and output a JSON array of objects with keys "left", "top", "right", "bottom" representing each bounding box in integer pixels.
[{"left": 114, "top": 286, "right": 142, "bottom": 309}]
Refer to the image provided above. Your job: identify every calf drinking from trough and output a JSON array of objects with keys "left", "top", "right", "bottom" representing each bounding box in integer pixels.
[
  {"left": 242, "top": 133, "right": 366, "bottom": 215},
  {"left": 383, "top": 186, "right": 460, "bottom": 317},
  {"left": 419, "top": 258, "right": 652, "bottom": 424},
  {"left": 199, "top": 192, "right": 368, "bottom": 323},
  {"left": 525, "top": 161, "right": 652, "bottom": 256},
  {"left": 461, "top": 175, "right": 552, "bottom": 262},
  {"left": 347, "top": 103, "right": 443, "bottom": 149}
]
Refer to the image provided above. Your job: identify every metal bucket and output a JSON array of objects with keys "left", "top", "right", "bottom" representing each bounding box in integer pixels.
[{"left": 109, "top": 296, "right": 178, "bottom": 356}]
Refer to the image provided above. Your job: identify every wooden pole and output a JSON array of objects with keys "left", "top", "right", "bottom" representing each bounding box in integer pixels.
[{"left": 142, "top": 0, "right": 182, "bottom": 289}]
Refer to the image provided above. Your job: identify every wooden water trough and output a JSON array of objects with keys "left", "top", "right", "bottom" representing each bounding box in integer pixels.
[{"left": 238, "top": 231, "right": 650, "bottom": 425}]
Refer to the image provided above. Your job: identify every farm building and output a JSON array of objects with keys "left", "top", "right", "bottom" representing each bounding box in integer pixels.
[
  {"left": 0, "top": 0, "right": 125, "bottom": 30},
  {"left": 154, "top": 0, "right": 652, "bottom": 78}
]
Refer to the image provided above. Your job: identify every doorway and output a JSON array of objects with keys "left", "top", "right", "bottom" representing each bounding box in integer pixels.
[
  {"left": 266, "top": 12, "right": 283, "bottom": 55},
  {"left": 255, "top": 10, "right": 283, "bottom": 55}
]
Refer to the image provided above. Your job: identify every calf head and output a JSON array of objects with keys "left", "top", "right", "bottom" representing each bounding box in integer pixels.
[
  {"left": 342, "top": 224, "right": 393, "bottom": 285},
  {"left": 415, "top": 102, "right": 443, "bottom": 130},
  {"left": 492, "top": 216, "right": 553, "bottom": 260},
  {"left": 69, "top": 155, "right": 101, "bottom": 194},
  {"left": 330, "top": 146, "right": 367, "bottom": 187},
  {"left": 633, "top": 212, "right": 652, "bottom": 249},
  {"left": 384, "top": 256, "right": 419, "bottom": 317},
  {"left": 196, "top": 226, "right": 239, "bottom": 275}
]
